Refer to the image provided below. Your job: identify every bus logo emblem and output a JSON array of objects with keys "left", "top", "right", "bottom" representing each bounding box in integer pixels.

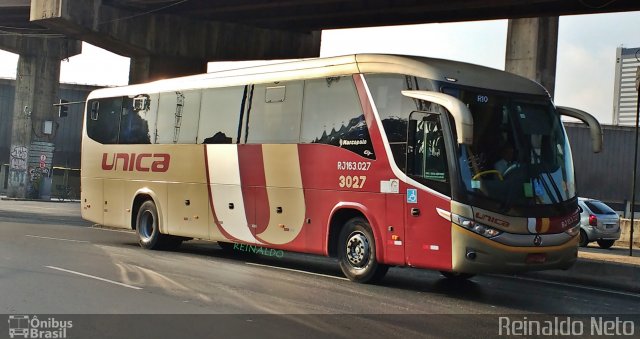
[{"left": 533, "top": 235, "right": 542, "bottom": 246}]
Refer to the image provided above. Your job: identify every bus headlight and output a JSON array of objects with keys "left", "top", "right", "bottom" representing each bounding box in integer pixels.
[
  {"left": 565, "top": 225, "right": 580, "bottom": 237},
  {"left": 452, "top": 214, "right": 502, "bottom": 238}
]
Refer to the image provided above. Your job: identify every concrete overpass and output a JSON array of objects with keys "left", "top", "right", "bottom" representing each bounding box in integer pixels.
[{"left": 1, "top": 0, "right": 639, "bottom": 198}]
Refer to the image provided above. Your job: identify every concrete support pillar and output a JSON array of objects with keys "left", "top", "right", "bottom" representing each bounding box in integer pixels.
[
  {"left": 505, "top": 17, "right": 559, "bottom": 97},
  {"left": 129, "top": 55, "right": 208, "bottom": 84},
  {"left": 0, "top": 37, "right": 81, "bottom": 198},
  {"left": 30, "top": 0, "right": 320, "bottom": 84},
  {"left": 8, "top": 54, "right": 59, "bottom": 198}
]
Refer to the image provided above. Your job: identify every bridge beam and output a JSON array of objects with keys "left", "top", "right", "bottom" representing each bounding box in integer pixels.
[
  {"left": 29, "top": 0, "right": 321, "bottom": 83},
  {"left": 0, "top": 35, "right": 81, "bottom": 198},
  {"left": 505, "top": 17, "right": 559, "bottom": 97}
]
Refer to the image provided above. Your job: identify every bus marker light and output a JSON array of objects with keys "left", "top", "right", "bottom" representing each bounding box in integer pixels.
[{"left": 391, "top": 235, "right": 399, "bottom": 240}]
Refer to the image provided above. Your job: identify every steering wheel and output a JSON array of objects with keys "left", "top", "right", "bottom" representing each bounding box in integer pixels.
[
  {"left": 503, "top": 163, "right": 519, "bottom": 177},
  {"left": 471, "top": 170, "right": 504, "bottom": 181}
]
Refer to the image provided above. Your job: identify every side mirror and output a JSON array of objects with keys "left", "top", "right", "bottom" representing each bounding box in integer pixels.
[{"left": 556, "top": 106, "right": 603, "bottom": 153}]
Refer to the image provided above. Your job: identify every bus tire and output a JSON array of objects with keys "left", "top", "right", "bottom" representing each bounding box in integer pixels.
[
  {"left": 136, "top": 200, "right": 165, "bottom": 250},
  {"left": 338, "top": 217, "right": 388, "bottom": 283}
]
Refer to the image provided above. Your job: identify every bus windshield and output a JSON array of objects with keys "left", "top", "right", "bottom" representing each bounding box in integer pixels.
[{"left": 451, "top": 88, "right": 576, "bottom": 208}]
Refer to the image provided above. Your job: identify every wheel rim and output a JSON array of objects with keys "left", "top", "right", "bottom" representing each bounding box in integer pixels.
[
  {"left": 139, "top": 210, "right": 155, "bottom": 241},
  {"left": 345, "top": 231, "right": 370, "bottom": 268}
]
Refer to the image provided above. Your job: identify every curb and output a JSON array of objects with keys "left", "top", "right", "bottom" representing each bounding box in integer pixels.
[{"left": 517, "top": 258, "right": 640, "bottom": 294}]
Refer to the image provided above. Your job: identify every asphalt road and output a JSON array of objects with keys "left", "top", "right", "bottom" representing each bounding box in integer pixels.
[{"left": 1, "top": 199, "right": 639, "bottom": 338}]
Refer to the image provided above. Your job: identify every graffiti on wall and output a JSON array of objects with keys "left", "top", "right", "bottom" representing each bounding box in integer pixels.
[
  {"left": 10, "top": 145, "right": 28, "bottom": 170},
  {"left": 29, "top": 166, "right": 50, "bottom": 183}
]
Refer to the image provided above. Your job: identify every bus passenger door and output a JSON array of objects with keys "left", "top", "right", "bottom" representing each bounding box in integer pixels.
[{"left": 404, "top": 112, "right": 453, "bottom": 271}]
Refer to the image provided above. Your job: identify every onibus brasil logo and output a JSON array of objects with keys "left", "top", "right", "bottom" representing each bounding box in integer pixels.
[{"left": 7, "top": 315, "right": 72, "bottom": 339}]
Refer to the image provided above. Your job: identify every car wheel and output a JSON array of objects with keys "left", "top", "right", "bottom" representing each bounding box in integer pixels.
[
  {"left": 578, "top": 230, "right": 589, "bottom": 247},
  {"left": 597, "top": 239, "right": 615, "bottom": 249},
  {"left": 338, "top": 217, "right": 388, "bottom": 283},
  {"left": 440, "top": 271, "right": 475, "bottom": 280}
]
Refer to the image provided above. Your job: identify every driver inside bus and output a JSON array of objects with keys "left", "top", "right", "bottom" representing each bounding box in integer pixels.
[{"left": 494, "top": 143, "right": 517, "bottom": 176}]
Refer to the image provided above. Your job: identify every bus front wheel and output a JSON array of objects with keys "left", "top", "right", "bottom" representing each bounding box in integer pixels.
[
  {"left": 338, "top": 217, "right": 388, "bottom": 283},
  {"left": 136, "top": 200, "right": 180, "bottom": 250}
]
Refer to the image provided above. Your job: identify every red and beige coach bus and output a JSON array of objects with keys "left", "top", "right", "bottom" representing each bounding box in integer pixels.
[{"left": 81, "top": 54, "right": 602, "bottom": 283}]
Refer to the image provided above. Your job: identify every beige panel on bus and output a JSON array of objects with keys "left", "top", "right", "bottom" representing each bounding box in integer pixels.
[
  {"left": 103, "top": 179, "right": 126, "bottom": 228},
  {"left": 81, "top": 178, "right": 103, "bottom": 225},
  {"left": 167, "top": 182, "right": 210, "bottom": 240}
]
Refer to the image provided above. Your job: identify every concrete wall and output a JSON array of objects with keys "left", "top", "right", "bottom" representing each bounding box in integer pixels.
[
  {"left": 0, "top": 79, "right": 99, "bottom": 170},
  {"left": 616, "top": 219, "right": 640, "bottom": 247}
]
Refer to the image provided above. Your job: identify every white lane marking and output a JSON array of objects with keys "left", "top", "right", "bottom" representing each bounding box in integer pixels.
[
  {"left": 245, "top": 262, "right": 349, "bottom": 281},
  {"left": 505, "top": 275, "right": 640, "bottom": 299},
  {"left": 25, "top": 235, "right": 89, "bottom": 243},
  {"left": 45, "top": 265, "right": 143, "bottom": 290}
]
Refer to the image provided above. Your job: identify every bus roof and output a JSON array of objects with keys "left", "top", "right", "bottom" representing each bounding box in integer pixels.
[{"left": 88, "top": 54, "right": 549, "bottom": 99}]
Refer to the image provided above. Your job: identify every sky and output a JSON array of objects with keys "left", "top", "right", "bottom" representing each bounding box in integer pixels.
[{"left": 0, "top": 11, "right": 639, "bottom": 124}]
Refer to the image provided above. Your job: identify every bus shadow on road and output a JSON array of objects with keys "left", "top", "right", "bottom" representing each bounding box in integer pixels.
[{"left": 139, "top": 240, "right": 495, "bottom": 299}]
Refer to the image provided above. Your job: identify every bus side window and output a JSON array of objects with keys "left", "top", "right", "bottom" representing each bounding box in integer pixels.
[
  {"left": 301, "top": 76, "right": 375, "bottom": 159},
  {"left": 243, "top": 81, "right": 303, "bottom": 144},
  {"left": 198, "top": 86, "right": 244, "bottom": 144},
  {"left": 86, "top": 97, "right": 122, "bottom": 144},
  {"left": 156, "top": 90, "right": 201, "bottom": 144},
  {"left": 118, "top": 96, "right": 153, "bottom": 144}
]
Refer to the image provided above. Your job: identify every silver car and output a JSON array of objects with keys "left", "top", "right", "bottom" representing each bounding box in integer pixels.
[{"left": 578, "top": 198, "right": 621, "bottom": 249}]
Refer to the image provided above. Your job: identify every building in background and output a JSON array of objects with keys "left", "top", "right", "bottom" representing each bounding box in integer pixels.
[
  {"left": 612, "top": 46, "right": 640, "bottom": 126},
  {"left": 0, "top": 79, "right": 100, "bottom": 197},
  {"left": 564, "top": 122, "right": 640, "bottom": 215}
]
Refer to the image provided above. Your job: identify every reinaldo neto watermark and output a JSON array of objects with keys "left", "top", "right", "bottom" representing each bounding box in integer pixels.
[
  {"left": 233, "top": 243, "right": 284, "bottom": 258},
  {"left": 499, "top": 316, "right": 636, "bottom": 336},
  {"left": 7, "top": 315, "right": 72, "bottom": 339}
]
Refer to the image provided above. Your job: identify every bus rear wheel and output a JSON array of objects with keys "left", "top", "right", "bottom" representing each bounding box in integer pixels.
[
  {"left": 338, "top": 217, "right": 388, "bottom": 283},
  {"left": 136, "top": 200, "right": 181, "bottom": 250}
]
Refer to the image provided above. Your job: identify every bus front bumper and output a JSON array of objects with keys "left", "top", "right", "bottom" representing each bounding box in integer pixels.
[{"left": 450, "top": 226, "right": 578, "bottom": 274}]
